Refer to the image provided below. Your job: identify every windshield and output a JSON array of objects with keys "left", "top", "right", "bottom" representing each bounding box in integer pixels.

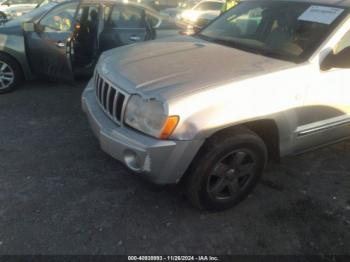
[{"left": 198, "top": 1, "right": 348, "bottom": 62}]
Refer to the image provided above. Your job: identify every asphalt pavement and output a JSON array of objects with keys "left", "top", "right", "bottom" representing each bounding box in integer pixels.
[{"left": 0, "top": 81, "right": 349, "bottom": 255}]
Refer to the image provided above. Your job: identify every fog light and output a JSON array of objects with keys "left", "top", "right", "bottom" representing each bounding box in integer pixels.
[{"left": 124, "top": 150, "right": 141, "bottom": 171}]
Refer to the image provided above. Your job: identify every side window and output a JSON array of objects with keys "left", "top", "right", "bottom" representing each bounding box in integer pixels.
[
  {"left": 106, "top": 5, "right": 145, "bottom": 29},
  {"left": 76, "top": 5, "right": 99, "bottom": 27},
  {"left": 146, "top": 13, "right": 160, "bottom": 28},
  {"left": 103, "top": 5, "right": 111, "bottom": 25},
  {"left": 335, "top": 30, "right": 350, "bottom": 54},
  {"left": 40, "top": 3, "right": 78, "bottom": 32}
]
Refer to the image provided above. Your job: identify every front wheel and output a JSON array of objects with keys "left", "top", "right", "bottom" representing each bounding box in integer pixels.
[
  {"left": 184, "top": 128, "right": 267, "bottom": 211},
  {"left": 0, "top": 54, "right": 22, "bottom": 94}
]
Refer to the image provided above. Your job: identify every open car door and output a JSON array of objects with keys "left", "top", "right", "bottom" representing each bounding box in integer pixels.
[
  {"left": 99, "top": 3, "right": 151, "bottom": 52},
  {"left": 24, "top": 1, "right": 79, "bottom": 83}
]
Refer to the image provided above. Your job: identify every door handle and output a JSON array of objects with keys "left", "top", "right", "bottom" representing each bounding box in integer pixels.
[
  {"left": 56, "top": 41, "right": 65, "bottom": 48},
  {"left": 129, "top": 35, "right": 141, "bottom": 41}
]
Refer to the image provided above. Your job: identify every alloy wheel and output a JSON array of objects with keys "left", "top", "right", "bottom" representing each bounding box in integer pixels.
[
  {"left": 0, "top": 61, "right": 15, "bottom": 90},
  {"left": 207, "top": 149, "right": 256, "bottom": 201}
]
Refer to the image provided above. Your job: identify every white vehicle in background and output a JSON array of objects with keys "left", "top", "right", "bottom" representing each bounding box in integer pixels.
[
  {"left": 178, "top": 0, "right": 223, "bottom": 23},
  {"left": 0, "top": 0, "right": 40, "bottom": 22},
  {"left": 160, "top": 0, "right": 199, "bottom": 18}
]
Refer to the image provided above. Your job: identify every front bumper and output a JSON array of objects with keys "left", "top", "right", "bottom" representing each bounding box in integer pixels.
[{"left": 81, "top": 80, "right": 204, "bottom": 184}]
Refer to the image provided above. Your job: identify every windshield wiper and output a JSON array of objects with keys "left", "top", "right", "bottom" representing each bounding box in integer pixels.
[
  {"left": 196, "top": 34, "right": 259, "bottom": 53},
  {"left": 195, "top": 33, "right": 215, "bottom": 42},
  {"left": 250, "top": 48, "right": 301, "bottom": 63},
  {"left": 198, "top": 35, "right": 299, "bottom": 62},
  {"left": 209, "top": 38, "right": 263, "bottom": 55}
]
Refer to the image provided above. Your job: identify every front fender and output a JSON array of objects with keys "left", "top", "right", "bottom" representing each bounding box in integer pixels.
[
  {"left": 167, "top": 66, "right": 309, "bottom": 156},
  {"left": 0, "top": 30, "right": 32, "bottom": 79}
]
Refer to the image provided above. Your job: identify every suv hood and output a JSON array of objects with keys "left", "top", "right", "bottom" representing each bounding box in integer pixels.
[{"left": 99, "top": 36, "right": 295, "bottom": 99}]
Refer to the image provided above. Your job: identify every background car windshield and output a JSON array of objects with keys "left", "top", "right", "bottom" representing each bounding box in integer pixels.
[
  {"left": 3, "top": 0, "right": 40, "bottom": 4},
  {"left": 37, "top": 0, "right": 52, "bottom": 8},
  {"left": 194, "top": 1, "right": 223, "bottom": 11},
  {"left": 198, "top": 1, "right": 347, "bottom": 62},
  {"left": 7, "top": 1, "right": 56, "bottom": 23}
]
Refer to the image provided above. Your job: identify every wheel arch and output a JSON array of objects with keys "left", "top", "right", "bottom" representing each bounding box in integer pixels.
[
  {"left": 179, "top": 119, "right": 281, "bottom": 185},
  {"left": 189, "top": 119, "right": 281, "bottom": 174},
  {"left": 209, "top": 120, "right": 280, "bottom": 161},
  {"left": 0, "top": 51, "right": 25, "bottom": 80},
  {"left": 181, "top": 121, "right": 275, "bottom": 210},
  {"left": 240, "top": 119, "right": 280, "bottom": 161}
]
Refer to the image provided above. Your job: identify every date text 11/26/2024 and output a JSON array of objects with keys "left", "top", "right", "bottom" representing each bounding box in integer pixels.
[{"left": 128, "top": 256, "right": 220, "bottom": 261}]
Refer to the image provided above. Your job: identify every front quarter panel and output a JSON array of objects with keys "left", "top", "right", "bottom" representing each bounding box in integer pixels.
[
  {"left": 0, "top": 26, "right": 32, "bottom": 79},
  {"left": 168, "top": 64, "right": 312, "bottom": 155}
]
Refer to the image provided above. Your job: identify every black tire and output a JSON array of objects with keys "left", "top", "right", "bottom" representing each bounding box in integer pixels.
[
  {"left": 184, "top": 127, "right": 267, "bottom": 211},
  {"left": 0, "top": 53, "right": 22, "bottom": 94}
]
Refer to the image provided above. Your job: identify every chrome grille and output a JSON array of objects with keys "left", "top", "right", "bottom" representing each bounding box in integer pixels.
[{"left": 95, "top": 72, "right": 127, "bottom": 124}]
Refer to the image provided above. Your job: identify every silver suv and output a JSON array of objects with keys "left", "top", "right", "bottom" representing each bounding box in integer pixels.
[{"left": 82, "top": 0, "right": 350, "bottom": 210}]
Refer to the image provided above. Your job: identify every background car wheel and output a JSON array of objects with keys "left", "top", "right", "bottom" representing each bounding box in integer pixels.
[
  {"left": 184, "top": 127, "right": 267, "bottom": 211},
  {"left": 0, "top": 54, "right": 22, "bottom": 94}
]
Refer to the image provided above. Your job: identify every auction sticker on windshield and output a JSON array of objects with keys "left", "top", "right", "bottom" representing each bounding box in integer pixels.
[{"left": 298, "top": 5, "right": 344, "bottom": 24}]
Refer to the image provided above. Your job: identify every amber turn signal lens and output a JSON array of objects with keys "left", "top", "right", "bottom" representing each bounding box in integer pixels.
[{"left": 160, "top": 116, "right": 179, "bottom": 139}]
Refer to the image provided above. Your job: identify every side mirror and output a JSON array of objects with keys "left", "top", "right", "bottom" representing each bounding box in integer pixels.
[
  {"left": 22, "top": 22, "right": 35, "bottom": 32},
  {"left": 321, "top": 46, "right": 350, "bottom": 71},
  {"left": 23, "top": 21, "right": 44, "bottom": 32}
]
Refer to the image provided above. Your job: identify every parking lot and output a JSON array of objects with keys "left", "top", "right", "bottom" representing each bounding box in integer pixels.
[{"left": 0, "top": 81, "right": 349, "bottom": 255}]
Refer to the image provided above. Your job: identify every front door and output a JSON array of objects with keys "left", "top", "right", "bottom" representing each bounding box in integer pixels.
[
  {"left": 71, "top": 3, "right": 100, "bottom": 74},
  {"left": 295, "top": 28, "right": 350, "bottom": 151},
  {"left": 99, "top": 3, "right": 150, "bottom": 52},
  {"left": 24, "top": 1, "right": 79, "bottom": 82}
]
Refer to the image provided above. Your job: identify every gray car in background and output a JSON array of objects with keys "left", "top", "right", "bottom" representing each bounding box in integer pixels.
[
  {"left": 0, "top": 0, "right": 180, "bottom": 93},
  {"left": 83, "top": 0, "right": 350, "bottom": 210}
]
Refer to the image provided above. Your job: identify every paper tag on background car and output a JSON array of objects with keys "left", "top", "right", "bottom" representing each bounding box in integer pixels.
[{"left": 298, "top": 5, "right": 344, "bottom": 24}]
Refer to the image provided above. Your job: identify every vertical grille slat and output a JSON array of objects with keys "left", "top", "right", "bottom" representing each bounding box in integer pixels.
[
  {"left": 95, "top": 75, "right": 100, "bottom": 98},
  {"left": 108, "top": 88, "right": 116, "bottom": 116},
  {"left": 98, "top": 77, "right": 104, "bottom": 102},
  {"left": 106, "top": 85, "right": 111, "bottom": 113},
  {"left": 100, "top": 80, "right": 106, "bottom": 103},
  {"left": 94, "top": 71, "right": 127, "bottom": 125},
  {"left": 112, "top": 92, "right": 119, "bottom": 120},
  {"left": 115, "top": 93, "right": 125, "bottom": 121},
  {"left": 102, "top": 82, "right": 109, "bottom": 108}
]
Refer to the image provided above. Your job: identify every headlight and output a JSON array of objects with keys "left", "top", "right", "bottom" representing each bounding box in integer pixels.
[
  {"left": 182, "top": 10, "right": 199, "bottom": 22},
  {"left": 124, "top": 95, "right": 179, "bottom": 139}
]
